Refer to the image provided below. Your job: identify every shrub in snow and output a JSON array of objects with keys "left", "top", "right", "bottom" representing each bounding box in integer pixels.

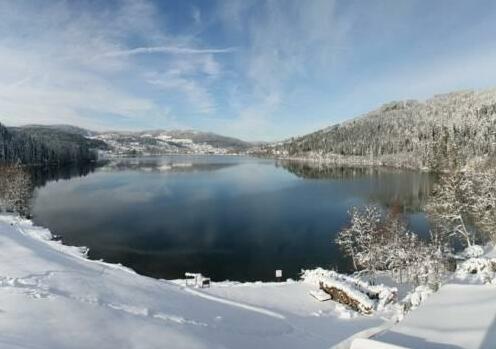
[
  {"left": 408, "top": 286, "right": 434, "bottom": 308},
  {"left": 457, "top": 258, "right": 496, "bottom": 274},
  {"left": 462, "top": 245, "right": 485, "bottom": 258},
  {"left": 443, "top": 256, "right": 458, "bottom": 272},
  {"left": 458, "top": 258, "right": 496, "bottom": 274},
  {"left": 401, "top": 285, "right": 435, "bottom": 314},
  {"left": 456, "top": 257, "right": 496, "bottom": 283}
]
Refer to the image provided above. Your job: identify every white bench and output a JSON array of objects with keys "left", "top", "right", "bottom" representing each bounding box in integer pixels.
[{"left": 184, "top": 272, "right": 211, "bottom": 288}]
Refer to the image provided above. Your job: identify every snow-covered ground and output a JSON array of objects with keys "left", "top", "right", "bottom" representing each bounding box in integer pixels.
[
  {"left": 374, "top": 283, "right": 496, "bottom": 349},
  {"left": 4, "top": 213, "right": 496, "bottom": 349},
  {"left": 0, "top": 215, "right": 397, "bottom": 349},
  {"left": 356, "top": 248, "right": 496, "bottom": 349}
]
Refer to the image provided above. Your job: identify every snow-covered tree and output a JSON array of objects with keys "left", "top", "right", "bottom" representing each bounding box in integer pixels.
[
  {"left": 427, "top": 169, "right": 496, "bottom": 246},
  {"left": 336, "top": 205, "right": 412, "bottom": 274},
  {"left": 468, "top": 170, "right": 496, "bottom": 242},
  {"left": 336, "top": 205, "right": 382, "bottom": 271},
  {"left": 426, "top": 172, "right": 476, "bottom": 247},
  {"left": 263, "top": 89, "right": 496, "bottom": 171},
  {"left": 337, "top": 204, "right": 447, "bottom": 285}
]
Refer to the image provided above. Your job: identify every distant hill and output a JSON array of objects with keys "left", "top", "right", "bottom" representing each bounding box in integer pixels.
[
  {"left": 3, "top": 124, "right": 252, "bottom": 159},
  {"left": 94, "top": 129, "right": 252, "bottom": 155},
  {"left": 142, "top": 130, "right": 250, "bottom": 150},
  {"left": 262, "top": 88, "right": 496, "bottom": 170},
  {"left": 22, "top": 124, "right": 97, "bottom": 137},
  {"left": 5, "top": 87, "right": 496, "bottom": 169},
  {"left": 0, "top": 123, "right": 104, "bottom": 165},
  {"left": 13, "top": 125, "right": 108, "bottom": 152}
]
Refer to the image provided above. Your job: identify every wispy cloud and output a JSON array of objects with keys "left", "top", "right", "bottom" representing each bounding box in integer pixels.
[
  {"left": 0, "top": 0, "right": 227, "bottom": 130},
  {"left": 0, "top": 0, "right": 495, "bottom": 140},
  {"left": 148, "top": 77, "right": 215, "bottom": 114},
  {"left": 216, "top": 0, "right": 350, "bottom": 139},
  {"left": 191, "top": 6, "right": 202, "bottom": 25},
  {"left": 101, "top": 46, "right": 236, "bottom": 58},
  {"left": 0, "top": 0, "right": 169, "bottom": 129}
]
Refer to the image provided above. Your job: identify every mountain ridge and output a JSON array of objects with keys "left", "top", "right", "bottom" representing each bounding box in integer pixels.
[
  {"left": 260, "top": 87, "right": 496, "bottom": 170},
  {"left": 11, "top": 125, "right": 252, "bottom": 156}
]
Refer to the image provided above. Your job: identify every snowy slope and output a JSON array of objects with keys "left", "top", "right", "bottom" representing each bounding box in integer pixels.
[
  {"left": 375, "top": 283, "right": 496, "bottom": 349},
  {"left": 363, "top": 248, "right": 496, "bottom": 349},
  {"left": 0, "top": 215, "right": 394, "bottom": 349}
]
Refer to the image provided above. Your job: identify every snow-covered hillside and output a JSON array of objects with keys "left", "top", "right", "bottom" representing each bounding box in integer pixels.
[
  {"left": 260, "top": 88, "right": 496, "bottom": 170},
  {"left": 0, "top": 215, "right": 396, "bottom": 349},
  {"left": 92, "top": 130, "right": 251, "bottom": 156}
]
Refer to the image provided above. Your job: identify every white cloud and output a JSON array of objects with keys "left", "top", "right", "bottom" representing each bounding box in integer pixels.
[
  {"left": 101, "top": 46, "right": 236, "bottom": 58},
  {"left": 216, "top": 0, "right": 350, "bottom": 140},
  {"left": 192, "top": 6, "right": 202, "bottom": 25},
  {"left": 0, "top": 1, "right": 168, "bottom": 128},
  {"left": 148, "top": 77, "right": 215, "bottom": 115},
  {"left": 1, "top": 0, "right": 494, "bottom": 141},
  {"left": 0, "top": 0, "right": 225, "bottom": 129}
]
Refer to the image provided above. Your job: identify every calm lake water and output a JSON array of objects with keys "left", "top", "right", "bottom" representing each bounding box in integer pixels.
[{"left": 30, "top": 156, "right": 434, "bottom": 282}]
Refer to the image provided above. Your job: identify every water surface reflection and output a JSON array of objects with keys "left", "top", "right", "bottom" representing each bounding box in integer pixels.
[{"left": 30, "top": 156, "right": 434, "bottom": 281}]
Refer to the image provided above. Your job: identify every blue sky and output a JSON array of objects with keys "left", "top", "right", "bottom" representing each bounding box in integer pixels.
[{"left": 0, "top": 0, "right": 495, "bottom": 141}]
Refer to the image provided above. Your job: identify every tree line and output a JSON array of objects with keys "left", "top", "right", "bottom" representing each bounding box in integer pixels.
[
  {"left": 0, "top": 123, "right": 106, "bottom": 166},
  {"left": 336, "top": 163, "right": 496, "bottom": 287},
  {"left": 265, "top": 89, "right": 496, "bottom": 171}
]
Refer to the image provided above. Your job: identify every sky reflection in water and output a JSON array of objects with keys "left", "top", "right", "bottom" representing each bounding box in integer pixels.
[{"left": 31, "top": 156, "right": 433, "bottom": 282}]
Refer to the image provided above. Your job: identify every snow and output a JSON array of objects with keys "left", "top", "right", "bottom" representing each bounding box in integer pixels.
[
  {"left": 462, "top": 245, "right": 485, "bottom": 258},
  {"left": 197, "top": 280, "right": 396, "bottom": 347},
  {"left": 5, "top": 212, "right": 496, "bottom": 349},
  {"left": 364, "top": 248, "right": 496, "bottom": 349},
  {"left": 351, "top": 338, "right": 408, "bottom": 349},
  {"left": 94, "top": 132, "right": 232, "bottom": 156},
  {"left": 310, "top": 289, "right": 332, "bottom": 302},
  {"left": 375, "top": 283, "right": 496, "bottom": 349},
  {"left": 455, "top": 257, "right": 496, "bottom": 283},
  {"left": 402, "top": 285, "right": 435, "bottom": 309},
  {"left": 301, "top": 268, "right": 398, "bottom": 313},
  {"left": 0, "top": 215, "right": 395, "bottom": 349}
]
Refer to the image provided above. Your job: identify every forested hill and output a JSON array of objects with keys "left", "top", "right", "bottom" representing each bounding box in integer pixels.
[
  {"left": 264, "top": 88, "right": 496, "bottom": 170},
  {"left": 0, "top": 123, "right": 107, "bottom": 165}
]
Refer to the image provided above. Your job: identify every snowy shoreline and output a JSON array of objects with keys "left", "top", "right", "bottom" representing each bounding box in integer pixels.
[
  {"left": 0, "top": 214, "right": 397, "bottom": 349},
  {"left": 2, "top": 214, "right": 496, "bottom": 349},
  {"left": 254, "top": 153, "right": 432, "bottom": 172}
]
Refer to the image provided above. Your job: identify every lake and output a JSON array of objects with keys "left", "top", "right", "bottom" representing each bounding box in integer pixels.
[{"left": 29, "top": 156, "right": 434, "bottom": 282}]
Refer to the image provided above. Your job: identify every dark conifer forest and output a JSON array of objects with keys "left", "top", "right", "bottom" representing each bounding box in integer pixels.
[
  {"left": 0, "top": 123, "right": 107, "bottom": 165},
  {"left": 263, "top": 90, "right": 496, "bottom": 171}
]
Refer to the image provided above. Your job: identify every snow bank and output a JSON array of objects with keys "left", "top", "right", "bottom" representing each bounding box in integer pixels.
[
  {"left": 351, "top": 338, "right": 408, "bottom": 349},
  {"left": 400, "top": 285, "right": 435, "bottom": 312},
  {"left": 376, "top": 283, "right": 496, "bottom": 349},
  {"left": 0, "top": 215, "right": 395, "bottom": 349},
  {"left": 366, "top": 246, "right": 496, "bottom": 349},
  {"left": 462, "top": 245, "right": 485, "bottom": 258},
  {"left": 455, "top": 257, "right": 496, "bottom": 284}
]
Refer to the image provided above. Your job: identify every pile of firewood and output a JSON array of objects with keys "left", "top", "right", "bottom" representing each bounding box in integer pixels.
[{"left": 319, "top": 281, "right": 374, "bottom": 314}]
